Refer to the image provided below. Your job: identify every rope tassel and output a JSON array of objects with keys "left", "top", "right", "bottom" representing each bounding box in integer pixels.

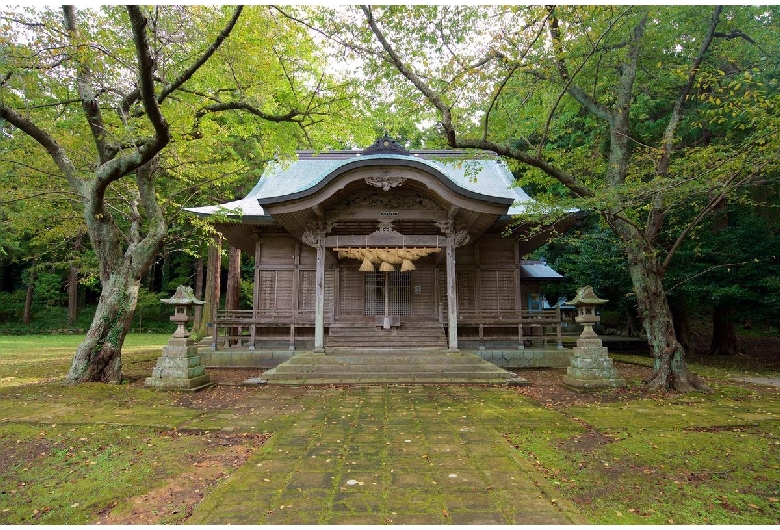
[{"left": 359, "top": 257, "right": 375, "bottom": 272}]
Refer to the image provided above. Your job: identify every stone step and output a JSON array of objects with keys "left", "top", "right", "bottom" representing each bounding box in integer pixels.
[
  {"left": 264, "top": 375, "right": 512, "bottom": 385},
  {"left": 282, "top": 354, "right": 493, "bottom": 366},
  {"left": 261, "top": 350, "right": 518, "bottom": 386},
  {"left": 272, "top": 363, "right": 506, "bottom": 374}
]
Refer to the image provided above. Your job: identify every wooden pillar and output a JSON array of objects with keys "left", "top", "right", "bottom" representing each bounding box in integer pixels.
[
  {"left": 250, "top": 238, "right": 261, "bottom": 351},
  {"left": 314, "top": 236, "right": 326, "bottom": 352},
  {"left": 225, "top": 245, "right": 241, "bottom": 346},
  {"left": 291, "top": 241, "right": 300, "bottom": 351},
  {"left": 446, "top": 239, "right": 458, "bottom": 351},
  {"left": 515, "top": 239, "right": 524, "bottom": 350}
]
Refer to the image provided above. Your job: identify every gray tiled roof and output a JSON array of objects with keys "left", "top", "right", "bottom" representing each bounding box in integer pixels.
[
  {"left": 519, "top": 261, "right": 564, "bottom": 280},
  {"left": 186, "top": 151, "right": 535, "bottom": 220}
]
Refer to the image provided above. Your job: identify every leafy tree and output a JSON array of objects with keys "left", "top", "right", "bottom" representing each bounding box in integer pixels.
[
  {"left": 0, "top": 5, "right": 365, "bottom": 383},
  {"left": 534, "top": 217, "right": 639, "bottom": 334},
  {"left": 667, "top": 203, "right": 780, "bottom": 353},
  {"left": 316, "top": 5, "right": 780, "bottom": 391}
]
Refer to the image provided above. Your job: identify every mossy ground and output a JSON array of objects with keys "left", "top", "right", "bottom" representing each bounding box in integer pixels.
[
  {"left": 0, "top": 334, "right": 778, "bottom": 524},
  {"left": 509, "top": 355, "right": 780, "bottom": 524}
]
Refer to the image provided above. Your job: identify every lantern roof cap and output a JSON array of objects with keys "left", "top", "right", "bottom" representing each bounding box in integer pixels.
[
  {"left": 160, "top": 285, "right": 205, "bottom": 306},
  {"left": 567, "top": 285, "right": 608, "bottom": 306}
]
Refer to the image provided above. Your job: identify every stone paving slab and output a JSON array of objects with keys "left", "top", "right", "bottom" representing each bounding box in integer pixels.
[{"left": 187, "top": 385, "right": 588, "bottom": 525}]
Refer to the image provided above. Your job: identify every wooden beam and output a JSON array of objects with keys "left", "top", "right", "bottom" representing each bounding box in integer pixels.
[{"left": 324, "top": 234, "right": 446, "bottom": 248}]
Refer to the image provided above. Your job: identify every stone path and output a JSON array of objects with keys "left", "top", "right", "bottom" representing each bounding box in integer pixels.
[
  {"left": 730, "top": 375, "right": 780, "bottom": 387},
  {"left": 184, "top": 385, "right": 587, "bottom": 525}
]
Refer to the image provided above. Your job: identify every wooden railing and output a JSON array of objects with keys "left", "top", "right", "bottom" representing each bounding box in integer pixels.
[
  {"left": 457, "top": 308, "right": 563, "bottom": 348},
  {"left": 211, "top": 308, "right": 564, "bottom": 350},
  {"left": 211, "top": 309, "right": 318, "bottom": 350}
]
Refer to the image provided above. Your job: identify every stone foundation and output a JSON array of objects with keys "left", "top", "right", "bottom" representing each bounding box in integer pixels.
[
  {"left": 563, "top": 337, "right": 625, "bottom": 390},
  {"left": 473, "top": 348, "right": 571, "bottom": 368},
  {"left": 146, "top": 337, "right": 211, "bottom": 390},
  {"left": 199, "top": 349, "right": 295, "bottom": 368}
]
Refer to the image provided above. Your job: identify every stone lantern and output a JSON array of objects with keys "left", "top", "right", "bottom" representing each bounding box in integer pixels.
[
  {"left": 562, "top": 286, "right": 625, "bottom": 390},
  {"left": 145, "top": 286, "right": 211, "bottom": 390},
  {"left": 571, "top": 285, "right": 607, "bottom": 339},
  {"left": 163, "top": 285, "right": 203, "bottom": 338}
]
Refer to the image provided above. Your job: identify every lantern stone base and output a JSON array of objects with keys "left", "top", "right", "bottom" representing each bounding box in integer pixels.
[
  {"left": 145, "top": 337, "right": 211, "bottom": 391},
  {"left": 563, "top": 337, "right": 625, "bottom": 391}
]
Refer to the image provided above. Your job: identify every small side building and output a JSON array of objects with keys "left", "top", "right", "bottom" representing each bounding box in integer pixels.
[{"left": 186, "top": 137, "right": 575, "bottom": 368}]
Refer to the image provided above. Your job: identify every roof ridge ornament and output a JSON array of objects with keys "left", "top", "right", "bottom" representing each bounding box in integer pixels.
[{"left": 363, "top": 135, "right": 410, "bottom": 156}]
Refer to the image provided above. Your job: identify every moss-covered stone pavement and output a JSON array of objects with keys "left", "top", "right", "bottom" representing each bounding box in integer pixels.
[
  {"left": 0, "top": 382, "right": 587, "bottom": 524},
  {"left": 183, "top": 385, "right": 586, "bottom": 525}
]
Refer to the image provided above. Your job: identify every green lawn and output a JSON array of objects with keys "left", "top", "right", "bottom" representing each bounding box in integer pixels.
[{"left": 0, "top": 333, "right": 170, "bottom": 387}]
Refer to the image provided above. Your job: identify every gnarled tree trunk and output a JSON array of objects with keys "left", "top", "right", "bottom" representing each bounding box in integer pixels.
[
  {"left": 622, "top": 238, "right": 711, "bottom": 392},
  {"left": 65, "top": 160, "right": 166, "bottom": 384},
  {"left": 66, "top": 270, "right": 140, "bottom": 383}
]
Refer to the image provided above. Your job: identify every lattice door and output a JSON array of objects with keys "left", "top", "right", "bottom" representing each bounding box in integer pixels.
[{"left": 364, "top": 272, "right": 411, "bottom": 316}]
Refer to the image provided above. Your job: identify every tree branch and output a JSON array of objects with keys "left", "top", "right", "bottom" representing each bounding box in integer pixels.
[
  {"left": 157, "top": 6, "right": 243, "bottom": 105},
  {"left": 540, "top": 7, "right": 632, "bottom": 155},
  {"left": 120, "top": 6, "right": 243, "bottom": 116},
  {"left": 62, "top": 6, "right": 117, "bottom": 164},
  {"left": 656, "top": 6, "right": 722, "bottom": 178},
  {"left": 546, "top": 7, "right": 613, "bottom": 122},
  {"left": 362, "top": 5, "right": 592, "bottom": 198},
  {"left": 660, "top": 148, "right": 767, "bottom": 273},
  {"left": 647, "top": 6, "right": 722, "bottom": 244},
  {"left": 190, "top": 101, "right": 306, "bottom": 138},
  {"left": 0, "top": 104, "right": 81, "bottom": 187},
  {"left": 454, "top": 137, "right": 595, "bottom": 198},
  {"left": 361, "top": 5, "right": 456, "bottom": 145}
]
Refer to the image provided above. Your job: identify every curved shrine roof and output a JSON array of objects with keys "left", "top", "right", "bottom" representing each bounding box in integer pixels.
[{"left": 186, "top": 149, "right": 534, "bottom": 221}]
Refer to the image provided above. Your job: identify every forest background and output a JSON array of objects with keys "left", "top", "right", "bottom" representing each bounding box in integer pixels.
[{"left": 1, "top": 6, "right": 778, "bottom": 388}]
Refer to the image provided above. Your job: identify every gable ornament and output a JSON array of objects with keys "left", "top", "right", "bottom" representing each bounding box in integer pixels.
[{"left": 365, "top": 175, "right": 407, "bottom": 191}]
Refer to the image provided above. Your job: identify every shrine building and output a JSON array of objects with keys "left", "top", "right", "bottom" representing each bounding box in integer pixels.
[{"left": 186, "top": 137, "right": 576, "bottom": 381}]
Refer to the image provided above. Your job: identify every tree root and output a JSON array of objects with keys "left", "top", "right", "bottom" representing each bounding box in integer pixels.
[{"left": 644, "top": 329, "right": 713, "bottom": 394}]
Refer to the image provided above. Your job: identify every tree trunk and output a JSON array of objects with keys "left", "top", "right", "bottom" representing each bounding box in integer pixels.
[
  {"left": 66, "top": 160, "right": 167, "bottom": 384},
  {"left": 670, "top": 295, "right": 693, "bottom": 355},
  {"left": 192, "top": 256, "right": 204, "bottom": 332},
  {"left": 226, "top": 245, "right": 241, "bottom": 310},
  {"left": 624, "top": 305, "right": 641, "bottom": 337},
  {"left": 622, "top": 239, "right": 710, "bottom": 392},
  {"left": 193, "top": 234, "right": 222, "bottom": 339},
  {"left": 66, "top": 271, "right": 139, "bottom": 383},
  {"left": 707, "top": 304, "right": 742, "bottom": 355},
  {"left": 22, "top": 260, "right": 36, "bottom": 325},
  {"left": 67, "top": 265, "right": 79, "bottom": 327}
]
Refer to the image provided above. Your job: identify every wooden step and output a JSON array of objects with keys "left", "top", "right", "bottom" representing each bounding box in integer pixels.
[{"left": 326, "top": 322, "right": 448, "bottom": 349}]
